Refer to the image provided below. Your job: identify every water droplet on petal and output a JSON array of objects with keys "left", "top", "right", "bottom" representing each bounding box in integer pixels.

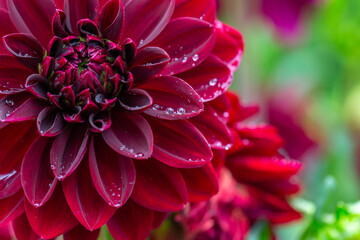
[{"left": 192, "top": 54, "right": 199, "bottom": 62}]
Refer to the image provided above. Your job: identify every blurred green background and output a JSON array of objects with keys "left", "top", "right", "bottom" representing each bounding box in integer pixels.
[{"left": 219, "top": 0, "right": 360, "bottom": 239}]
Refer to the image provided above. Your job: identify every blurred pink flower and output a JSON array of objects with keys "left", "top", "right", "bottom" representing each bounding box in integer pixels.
[{"left": 261, "top": 0, "right": 317, "bottom": 40}]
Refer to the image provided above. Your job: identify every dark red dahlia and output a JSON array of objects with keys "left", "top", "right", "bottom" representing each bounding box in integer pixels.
[
  {"left": 173, "top": 91, "right": 302, "bottom": 240},
  {"left": 0, "top": 0, "right": 243, "bottom": 239}
]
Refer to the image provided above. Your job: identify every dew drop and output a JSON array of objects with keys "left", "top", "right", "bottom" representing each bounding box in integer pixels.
[
  {"left": 209, "top": 78, "right": 218, "bottom": 86},
  {"left": 95, "top": 94, "right": 104, "bottom": 103},
  {"left": 192, "top": 54, "right": 199, "bottom": 62},
  {"left": 165, "top": 107, "right": 174, "bottom": 114},
  {"left": 181, "top": 57, "right": 188, "bottom": 63},
  {"left": 5, "top": 99, "right": 14, "bottom": 106},
  {"left": 177, "top": 108, "right": 186, "bottom": 115}
]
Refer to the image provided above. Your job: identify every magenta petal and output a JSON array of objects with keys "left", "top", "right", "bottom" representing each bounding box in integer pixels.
[
  {"left": 98, "top": 0, "right": 124, "bottom": 43},
  {"left": 180, "top": 163, "right": 218, "bottom": 202},
  {"left": 37, "top": 107, "right": 65, "bottom": 137},
  {"left": 212, "top": 20, "right": 244, "bottom": 73},
  {"left": 146, "top": 117, "right": 213, "bottom": 168},
  {"left": 63, "top": 225, "right": 100, "bottom": 240},
  {"left": 0, "top": 55, "right": 34, "bottom": 94},
  {"left": 13, "top": 213, "right": 42, "bottom": 240},
  {"left": 152, "top": 211, "right": 168, "bottom": 228},
  {"left": 0, "top": 169, "right": 20, "bottom": 200},
  {"left": 0, "top": 94, "right": 46, "bottom": 122},
  {"left": 7, "top": 0, "right": 56, "bottom": 47},
  {"left": 0, "top": 190, "right": 24, "bottom": 225},
  {"left": 25, "top": 186, "right": 78, "bottom": 239},
  {"left": 64, "top": 0, "right": 99, "bottom": 35},
  {"left": 63, "top": 159, "right": 116, "bottom": 231},
  {"left": 21, "top": 137, "right": 57, "bottom": 207},
  {"left": 176, "top": 54, "right": 232, "bottom": 102},
  {"left": 172, "top": 0, "right": 216, "bottom": 23},
  {"left": 102, "top": 111, "right": 153, "bottom": 159},
  {"left": 107, "top": 200, "right": 154, "bottom": 240},
  {"left": 50, "top": 124, "right": 90, "bottom": 180},
  {"left": 0, "top": 122, "right": 37, "bottom": 199},
  {"left": 151, "top": 17, "right": 216, "bottom": 75},
  {"left": 122, "top": 0, "right": 175, "bottom": 47},
  {"left": 52, "top": 10, "right": 69, "bottom": 38},
  {"left": 130, "top": 46, "right": 170, "bottom": 83},
  {"left": 3, "top": 33, "right": 44, "bottom": 71},
  {"left": 119, "top": 89, "right": 153, "bottom": 112},
  {"left": 0, "top": 8, "right": 18, "bottom": 54},
  {"left": 142, "top": 76, "right": 203, "bottom": 120},
  {"left": 89, "top": 135, "right": 135, "bottom": 208},
  {"left": 25, "top": 74, "right": 50, "bottom": 99},
  {"left": 226, "top": 156, "right": 302, "bottom": 182},
  {"left": 189, "top": 104, "right": 234, "bottom": 150},
  {"left": 131, "top": 159, "right": 187, "bottom": 212}
]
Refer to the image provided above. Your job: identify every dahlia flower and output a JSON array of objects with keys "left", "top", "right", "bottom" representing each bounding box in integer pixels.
[
  {"left": 0, "top": 0, "right": 243, "bottom": 239},
  {"left": 174, "top": 91, "right": 302, "bottom": 239}
]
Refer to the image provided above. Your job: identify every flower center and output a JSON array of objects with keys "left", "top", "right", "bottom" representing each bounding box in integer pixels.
[{"left": 26, "top": 30, "right": 137, "bottom": 131}]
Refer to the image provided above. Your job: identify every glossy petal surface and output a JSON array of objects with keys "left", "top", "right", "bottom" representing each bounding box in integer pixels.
[
  {"left": 89, "top": 135, "right": 135, "bottom": 208},
  {"left": 147, "top": 117, "right": 212, "bottom": 168},
  {"left": 102, "top": 111, "right": 153, "bottom": 159},
  {"left": 21, "top": 137, "right": 57, "bottom": 207},
  {"left": 50, "top": 124, "right": 89, "bottom": 180},
  {"left": 131, "top": 159, "right": 187, "bottom": 212},
  {"left": 63, "top": 159, "right": 116, "bottom": 231}
]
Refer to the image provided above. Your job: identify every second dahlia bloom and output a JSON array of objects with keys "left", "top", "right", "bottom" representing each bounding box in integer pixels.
[
  {"left": 174, "top": 91, "right": 302, "bottom": 240},
  {"left": 0, "top": 0, "right": 243, "bottom": 239}
]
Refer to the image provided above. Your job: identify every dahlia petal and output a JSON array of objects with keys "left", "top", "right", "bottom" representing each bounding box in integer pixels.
[
  {"left": 142, "top": 76, "right": 203, "bottom": 120},
  {"left": 12, "top": 213, "right": 41, "bottom": 240},
  {"left": 89, "top": 135, "right": 135, "bottom": 208},
  {"left": 176, "top": 54, "right": 232, "bottom": 102},
  {"left": 3, "top": 33, "right": 44, "bottom": 71},
  {"left": 130, "top": 47, "right": 170, "bottom": 82},
  {"left": 98, "top": 0, "right": 124, "bottom": 43},
  {"left": 102, "top": 111, "right": 153, "bottom": 159},
  {"left": 151, "top": 17, "right": 216, "bottom": 75},
  {"left": 64, "top": 0, "right": 99, "bottom": 35},
  {"left": 107, "top": 200, "right": 154, "bottom": 240},
  {"left": 226, "top": 91, "right": 259, "bottom": 123},
  {"left": 172, "top": 0, "right": 216, "bottom": 23},
  {"left": 0, "top": 95, "right": 46, "bottom": 122},
  {"left": 0, "top": 55, "right": 34, "bottom": 94},
  {"left": 77, "top": 19, "right": 100, "bottom": 37},
  {"left": 88, "top": 112, "right": 111, "bottom": 133},
  {"left": 208, "top": 93, "right": 231, "bottom": 124},
  {"left": 25, "top": 74, "right": 50, "bottom": 99},
  {"left": 21, "top": 137, "right": 57, "bottom": 207},
  {"left": 0, "top": 1, "right": 7, "bottom": 10},
  {"left": 63, "top": 225, "right": 100, "bottom": 240},
  {"left": 232, "top": 124, "right": 283, "bottom": 156},
  {"left": 146, "top": 117, "right": 213, "bottom": 168},
  {"left": 119, "top": 89, "right": 153, "bottom": 112},
  {"left": 0, "top": 122, "right": 37, "bottom": 199},
  {"left": 24, "top": 186, "right": 78, "bottom": 239},
  {"left": 226, "top": 156, "right": 302, "bottom": 182},
  {"left": 131, "top": 159, "right": 187, "bottom": 211},
  {"left": 0, "top": 169, "right": 20, "bottom": 200},
  {"left": 180, "top": 163, "right": 218, "bottom": 202},
  {"left": 189, "top": 104, "right": 233, "bottom": 150},
  {"left": 0, "top": 190, "right": 24, "bottom": 225},
  {"left": 122, "top": 0, "right": 175, "bottom": 47},
  {"left": 52, "top": 10, "right": 69, "bottom": 38},
  {"left": 7, "top": 0, "right": 56, "bottom": 47},
  {"left": 54, "top": 0, "right": 64, "bottom": 8},
  {"left": 50, "top": 124, "right": 90, "bottom": 180},
  {"left": 37, "top": 107, "right": 65, "bottom": 137},
  {"left": 0, "top": 9, "right": 17, "bottom": 54},
  {"left": 212, "top": 20, "right": 244, "bottom": 73},
  {"left": 63, "top": 159, "right": 116, "bottom": 231}
]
